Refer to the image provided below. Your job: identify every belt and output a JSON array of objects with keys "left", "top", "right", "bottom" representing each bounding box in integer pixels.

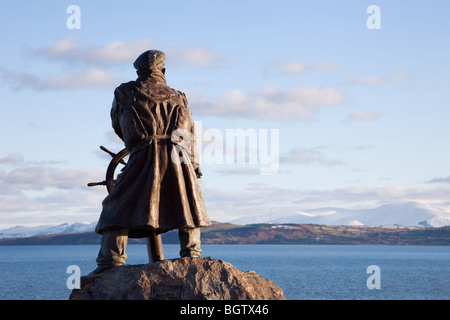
[{"left": 130, "top": 134, "right": 171, "bottom": 156}]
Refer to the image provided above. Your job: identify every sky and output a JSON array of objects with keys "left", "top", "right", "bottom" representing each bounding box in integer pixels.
[{"left": 0, "top": 1, "right": 450, "bottom": 228}]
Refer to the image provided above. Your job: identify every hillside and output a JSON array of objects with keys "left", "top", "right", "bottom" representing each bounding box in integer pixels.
[{"left": 0, "top": 222, "right": 449, "bottom": 246}]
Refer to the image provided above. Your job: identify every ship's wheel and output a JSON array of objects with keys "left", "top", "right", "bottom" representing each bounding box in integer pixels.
[{"left": 88, "top": 146, "right": 163, "bottom": 262}]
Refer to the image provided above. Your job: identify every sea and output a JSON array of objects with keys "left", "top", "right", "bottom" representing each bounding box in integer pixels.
[{"left": 0, "top": 244, "right": 449, "bottom": 300}]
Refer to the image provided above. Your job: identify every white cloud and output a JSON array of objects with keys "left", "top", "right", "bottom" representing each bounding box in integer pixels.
[
  {"left": 392, "top": 71, "right": 411, "bottom": 81},
  {"left": 406, "top": 81, "right": 430, "bottom": 90},
  {"left": 0, "top": 154, "right": 24, "bottom": 165},
  {"left": 202, "top": 183, "right": 450, "bottom": 223},
  {"left": 32, "top": 36, "right": 155, "bottom": 65},
  {"left": 0, "top": 67, "right": 117, "bottom": 91},
  {"left": 282, "top": 61, "right": 340, "bottom": 74},
  {"left": 2, "top": 154, "right": 450, "bottom": 228},
  {"left": 427, "top": 176, "right": 450, "bottom": 184},
  {"left": 281, "top": 61, "right": 308, "bottom": 74},
  {"left": 345, "top": 110, "right": 382, "bottom": 122},
  {"left": 266, "top": 60, "right": 340, "bottom": 76},
  {"left": 32, "top": 37, "right": 226, "bottom": 69},
  {"left": 280, "top": 147, "right": 343, "bottom": 166},
  {"left": 42, "top": 67, "right": 117, "bottom": 90},
  {"left": 189, "top": 85, "right": 346, "bottom": 120},
  {"left": 166, "top": 44, "right": 226, "bottom": 68},
  {"left": 348, "top": 71, "right": 412, "bottom": 85},
  {"left": 0, "top": 186, "right": 104, "bottom": 228},
  {"left": 3, "top": 165, "right": 103, "bottom": 190},
  {"left": 1, "top": 37, "right": 226, "bottom": 90},
  {"left": 0, "top": 156, "right": 104, "bottom": 203},
  {"left": 0, "top": 68, "right": 39, "bottom": 90},
  {"left": 214, "top": 167, "right": 261, "bottom": 175},
  {"left": 0, "top": 158, "right": 106, "bottom": 227}
]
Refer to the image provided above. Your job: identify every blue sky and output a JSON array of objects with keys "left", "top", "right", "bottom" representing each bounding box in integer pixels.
[{"left": 0, "top": 1, "right": 450, "bottom": 228}]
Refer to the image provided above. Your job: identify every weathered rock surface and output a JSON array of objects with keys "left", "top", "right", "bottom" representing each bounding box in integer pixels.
[{"left": 69, "top": 257, "right": 285, "bottom": 300}]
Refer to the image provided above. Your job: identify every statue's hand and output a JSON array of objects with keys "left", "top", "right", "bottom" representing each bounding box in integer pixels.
[{"left": 195, "top": 166, "right": 203, "bottom": 179}]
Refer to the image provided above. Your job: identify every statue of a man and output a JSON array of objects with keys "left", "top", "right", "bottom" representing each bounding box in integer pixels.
[{"left": 93, "top": 50, "right": 211, "bottom": 273}]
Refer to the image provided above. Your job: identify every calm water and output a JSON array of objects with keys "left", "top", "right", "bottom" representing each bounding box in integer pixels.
[{"left": 0, "top": 244, "right": 449, "bottom": 300}]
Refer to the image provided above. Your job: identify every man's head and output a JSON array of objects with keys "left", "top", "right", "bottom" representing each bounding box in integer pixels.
[{"left": 134, "top": 50, "right": 166, "bottom": 76}]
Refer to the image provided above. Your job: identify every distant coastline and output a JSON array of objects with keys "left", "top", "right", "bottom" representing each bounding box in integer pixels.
[{"left": 1, "top": 222, "right": 449, "bottom": 246}]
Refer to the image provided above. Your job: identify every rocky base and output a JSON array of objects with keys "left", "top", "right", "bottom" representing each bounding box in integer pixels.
[{"left": 69, "top": 257, "right": 285, "bottom": 300}]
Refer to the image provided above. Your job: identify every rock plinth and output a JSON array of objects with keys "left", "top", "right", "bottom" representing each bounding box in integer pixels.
[{"left": 69, "top": 257, "right": 285, "bottom": 300}]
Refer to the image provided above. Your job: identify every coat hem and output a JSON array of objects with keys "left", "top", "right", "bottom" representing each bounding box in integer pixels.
[{"left": 95, "top": 222, "right": 212, "bottom": 238}]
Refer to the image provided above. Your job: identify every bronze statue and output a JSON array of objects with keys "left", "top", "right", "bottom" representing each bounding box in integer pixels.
[{"left": 92, "top": 50, "right": 211, "bottom": 274}]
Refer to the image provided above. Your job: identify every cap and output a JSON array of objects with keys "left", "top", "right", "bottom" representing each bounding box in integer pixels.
[{"left": 133, "top": 50, "right": 166, "bottom": 71}]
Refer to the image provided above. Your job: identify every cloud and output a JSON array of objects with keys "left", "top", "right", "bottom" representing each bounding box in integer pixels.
[
  {"left": 282, "top": 61, "right": 340, "bottom": 74},
  {"left": 3, "top": 165, "right": 103, "bottom": 190},
  {"left": 1, "top": 37, "right": 226, "bottom": 91},
  {"left": 0, "top": 154, "right": 24, "bottom": 165},
  {"left": 214, "top": 167, "right": 261, "bottom": 175},
  {"left": 0, "top": 155, "right": 104, "bottom": 197},
  {"left": 202, "top": 183, "right": 450, "bottom": 223},
  {"left": 31, "top": 36, "right": 226, "bottom": 69},
  {"left": 348, "top": 71, "right": 412, "bottom": 85},
  {"left": 345, "top": 111, "right": 382, "bottom": 122},
  {"left": 189, "top": 85, "right": 346, "bottom": 120},
  {"left": 265, "top": 60, "right": 340, "bottom": 76},
  {"left": 0, "top": 67, "right": 117, "bottom": 91},
  {"left": 426, "top": 176, "right": 450, "bottom": 184},
  {"left": 0, "top": 186, "right": 104, "bottom": 228},
  {"left": 406, "top": 81, "right": 430, "bottom": 90},
  {"left": 31, "top": 36, "right": 155, "bottom": 66},
  {"left": 279, "top": 147, "right": 343, "bottom": 166},
  {"left": 280, "top": 61, "right": 308, "bottom": 74},
  {"left": 3, "top": 154, "right": 450, "bottom": 227},
  {"left": 0, "top": 157, "right": 106, "bottom": 227},
  {"left": 41, "top": 68, "right": 117, "bottom": 90},
  {"left": 166, "top": 44, "right": 226, "bottom": 68}
]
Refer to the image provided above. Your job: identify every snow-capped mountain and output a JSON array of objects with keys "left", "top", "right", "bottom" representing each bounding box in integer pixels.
[
  {"left": 230, "top": 202, "right": 450, "bottom": 228},
  {"left": 1, "top": 202, "right": 449, "bottom": 240},
  {"left": 0, "top": 222, "right": 96, "bottom": 239}
]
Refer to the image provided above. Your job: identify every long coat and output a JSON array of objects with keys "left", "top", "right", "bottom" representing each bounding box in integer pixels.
[{"left": 95, "top": 74, "right": 211, "bottom": 237}]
